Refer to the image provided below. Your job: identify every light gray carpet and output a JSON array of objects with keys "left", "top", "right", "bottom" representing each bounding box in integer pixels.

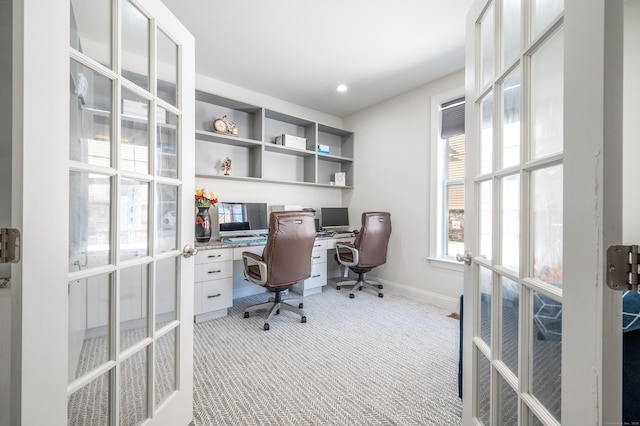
[{"left": 193, "top": 286, "right": 462, "bottom": 425}]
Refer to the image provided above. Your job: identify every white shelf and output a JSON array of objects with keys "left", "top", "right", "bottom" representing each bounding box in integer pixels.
[{"left": 195, "top": 91, "right": 355, "bottom": 188}]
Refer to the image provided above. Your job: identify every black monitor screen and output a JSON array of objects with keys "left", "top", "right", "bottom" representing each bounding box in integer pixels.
[
  {"left": 321, "top": 207, "right": 349, "bottom": 229},
  {"left": 218, "top": 202, "right": 269, "bottom": 237}
]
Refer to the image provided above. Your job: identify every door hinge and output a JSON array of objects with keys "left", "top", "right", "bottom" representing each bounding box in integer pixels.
[
  {"left": 0, "top": 228, "right": 21, "bottom": 264},
  {"left": 607, "top": 245, "right": 640, "bottom": 291}
]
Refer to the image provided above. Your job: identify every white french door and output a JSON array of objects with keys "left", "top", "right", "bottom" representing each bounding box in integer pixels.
[
  {"left": 463, "top": 0, "right": 623, "bottom": 425},
  {"left": 12, "top": 0, "right": 194, "bottom": 424}
]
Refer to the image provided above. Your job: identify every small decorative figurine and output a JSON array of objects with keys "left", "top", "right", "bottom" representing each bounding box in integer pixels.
[{"left": 221, "top": 157, "right": 232, "bottom": 176}]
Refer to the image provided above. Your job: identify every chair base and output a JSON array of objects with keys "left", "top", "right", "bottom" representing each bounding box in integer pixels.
[
  {"left": 243, "top": 289, "right": 306, "bottom": 330},
  {"left": 336, "top": 272, "right": 384, "bottom": 298}
]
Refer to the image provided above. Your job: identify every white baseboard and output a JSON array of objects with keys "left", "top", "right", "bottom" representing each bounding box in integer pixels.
[{"left": 376, "top": 278, "right": 460, "bottom": 314}]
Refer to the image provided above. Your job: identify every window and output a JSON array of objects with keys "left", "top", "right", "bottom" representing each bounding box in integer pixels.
[{"left": 430, "top": 90, "right": 465, "bottom": 265}]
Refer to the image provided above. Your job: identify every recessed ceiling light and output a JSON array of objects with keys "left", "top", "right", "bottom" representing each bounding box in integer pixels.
[{"left": 336, "top": 84, "right": 348, "bottom": 92}]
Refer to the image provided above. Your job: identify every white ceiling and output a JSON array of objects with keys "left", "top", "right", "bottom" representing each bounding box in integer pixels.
[{"left": 160, "top": 0, "right": 473, "bottom": 118}]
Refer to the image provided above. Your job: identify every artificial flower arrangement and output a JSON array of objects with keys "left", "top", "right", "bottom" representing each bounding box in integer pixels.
[{"left": 194, "top": 188, "right": 218, "bottom": 208}]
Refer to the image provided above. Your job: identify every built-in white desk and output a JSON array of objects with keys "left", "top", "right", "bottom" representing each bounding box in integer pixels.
[{"left": 193, "top": 234, "right": 355, "bottom": 323}]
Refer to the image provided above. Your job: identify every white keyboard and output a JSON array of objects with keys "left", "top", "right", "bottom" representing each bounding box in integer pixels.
[{"left": 333, "top": 233, "right": 355, "bottom": 238}]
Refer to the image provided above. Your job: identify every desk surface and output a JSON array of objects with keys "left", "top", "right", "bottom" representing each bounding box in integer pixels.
[{"left": 195, "top": 233, "right": 355, "bottom": 251}]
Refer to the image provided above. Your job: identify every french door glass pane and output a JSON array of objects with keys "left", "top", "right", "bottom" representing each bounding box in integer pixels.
[
  {"left": 156, "top": 184, "right": 178, "bottom": 253},
  {"left": 120, "top": 264, "right": 148, "bottom": 352},
  {"left": 156, "top": 257, "right": 177, "bottom": 329},
  {"left": 480, "top": 93, "right": 494, "bottom": 175},
  {"left": 157, "top": 110, "right": 179, "bottom": 178},
  {"left": 70, "top": 0, "right": 111, "bottom": 68},
  {"left": 502, "top": 70, "right": 521, "bottom": 169},
  {"left": 532, "top": 165, "right": 563, "bottom": 285},
  {"left": 501, "top": 277, "right": 519, "bottom": 375},
  {"left": 69, "top": 172, "right": 111, "bottom": 271},
  {"left": 120, "top": 348, "right": 148, "bottom": 425},
  {"left": 121, "top": 88, "right": 150, "bottom": 174},
  {"left": 478, "top": 351, "right": 491, "bottom": 425},
  {"left": 121, "top": 0, "right": 150, "bottom": 90},
  {"left": 67, "top": 370, "right": 110, "bottom": 426},
  {"left": 481, "top": 3, "right": 495, "bottom": 90},
  {"left": 157, "top": 30, "right": 178, "bottom": 107},
  {"left": 532, "top": 291, "right": 562, "bottom": 422},
  {"left": 70, "top": 60, "right": 112, "bottom": 167},
  {"left": 528, "top": 412, "right": 545, "bottom": 426},
  {"left": 501, "top": 174, "right": 520, "bottom": 272},
  {"left": 120, "top": 179, "right": 149, "bottom": 261},
  {"left": 499, "top": 374, "right": 519, "bottom": 424},
  {"left": 480, "top": 266, "right": 492, "bottom": 346},
  {"left": 155, "top": 328, "right": 177, "bottom": 406},
  {"left": 531, "top": 29, "right": 564, "bottom": 160},
  {"left": 479, "top": 180, "right": 493, "bottom": 260},
  {"left": 501, "top": 0, "right": 521, "bottom": 69},
  {"left": 532, "top": 0, "right": 564, "bottom": 39},
  {"left": 68, "top": 274, "right": 112, "bottom": 381}
]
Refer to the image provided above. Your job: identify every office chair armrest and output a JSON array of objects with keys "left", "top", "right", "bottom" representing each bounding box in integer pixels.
[
  {"left": 242, "top": 252, "right": 267, "bottom": 285},
  {"left": 335, "top": 243, "right": 359, "bottom": 267}
]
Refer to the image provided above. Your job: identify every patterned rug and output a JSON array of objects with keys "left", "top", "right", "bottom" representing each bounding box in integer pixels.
[{"left": 193, "top": 286, "right": 462, "bottom": 425}]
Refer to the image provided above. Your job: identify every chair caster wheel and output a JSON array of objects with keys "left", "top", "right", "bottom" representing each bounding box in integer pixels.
[
  {"left": 378, "top": 293, "right": 384, "bottom": 298},
  {"left": 264, "top": 323, "right": 270, "bottom": 331},
  {"left": 336, "top": 285, "right": 341, "bottom": 290},
  {"left": 244, "top": 312, "right": 250, "bottom": 318},
  {"left": 276, "top": 309, "right": 280, "bottom": 315},
  {"left": 349, "top": 293, "right": 355, "bottom": 299},
  {"left": 359, "top": 287, "right": 363, "bottom": 291},
  {"left": 299, "top": 303, "right": 304, "bottom": 309},
  {"left": 378, "top": 285, "right": 383, "bottom": 289},
  {"left": 301, "top": 316, "right": 307, "bottom": 323}
]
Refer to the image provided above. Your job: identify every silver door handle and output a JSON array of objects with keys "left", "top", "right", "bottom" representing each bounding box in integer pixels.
[
  {"left": 456, "top": 251, "right": 472, "bottom": 265},
  {"left": 182, "top": 244, "right": 198, "bottom": 258}
]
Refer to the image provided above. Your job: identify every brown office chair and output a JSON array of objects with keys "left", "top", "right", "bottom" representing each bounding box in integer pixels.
[
  {"left": 242, "top": 211, "right": 316, "bottom": 330},
  {"left": 335, "top": 212, "right": 392, "bottom": 298}
]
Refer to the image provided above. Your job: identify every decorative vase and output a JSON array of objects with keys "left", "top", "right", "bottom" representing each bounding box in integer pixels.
[{"left": 195, "top": 206, "right": 212, "bottom": 242}]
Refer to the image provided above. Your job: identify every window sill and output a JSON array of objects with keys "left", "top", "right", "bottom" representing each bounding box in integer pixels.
[{"left": 427, "top": 257, "right": 464, "bottom": 272}]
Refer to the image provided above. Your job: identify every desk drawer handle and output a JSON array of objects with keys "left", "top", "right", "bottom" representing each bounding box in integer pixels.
[
  {"left": 312, "top": 256, "right": 321, "bottom": 259},
  {"left": 207, "top": 293, "right": 221, "bottom": 298},
  {"left": 207, "top": 254, "right": 222, "bottom": 258},
  {"left": 208, "top": 270, "right": 222, "bottom": 274},
  {"left": 312, "top": 274, "right": 321, "bottom": 278},
  {"left": 314, "top": 244, "right": 321, "bottom": 248}
]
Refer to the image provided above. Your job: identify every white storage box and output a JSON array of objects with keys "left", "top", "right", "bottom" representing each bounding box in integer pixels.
[{"left": 275, "top": 134, "right": 307, "bottom": 150}]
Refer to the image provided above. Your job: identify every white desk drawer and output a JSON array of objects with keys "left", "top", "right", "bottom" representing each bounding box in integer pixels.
[
  {"left": 304, "top": 263, "right": 327, "bottom": 289},
  {"left": 233, "top": 245, "right": 265, "bottom": 260},
  {"left": 195, "top": 261, "right": 232, "bottom": 283},
  {"left": 310, "top": 248, "right": 327, "bottom": 264},
  {"left": 312, "top": 240, "right": 328, "bottom": 250},
  {"left": 195, "top": 278, "right": 232, "bottom": 314},
  {"left": 195, "top": 249, "right": 232, "bottom": 264}
]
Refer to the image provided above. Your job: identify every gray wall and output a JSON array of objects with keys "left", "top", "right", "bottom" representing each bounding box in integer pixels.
[{"left": 344, "top": 70, "right": 465, "bottom": 309}]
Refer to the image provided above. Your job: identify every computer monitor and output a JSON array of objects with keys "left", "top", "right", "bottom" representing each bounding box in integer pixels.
[
  {"left": 218, "top": 202, "right": 269, "bottom": 237},
  {"left": 320, "top": 207, "right": 349, "bottom": 230}
]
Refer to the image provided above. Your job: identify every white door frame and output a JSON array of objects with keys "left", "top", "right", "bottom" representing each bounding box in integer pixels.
[{"left": 10, "top": 0, "right": 195, "bottom": 424}]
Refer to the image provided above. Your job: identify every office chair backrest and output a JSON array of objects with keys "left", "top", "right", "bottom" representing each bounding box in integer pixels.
[
  {"left": 262, "top": 211, "right": 316, "bottom": 288},
  {"left": 354, "top": 212, "right": 392, "bottom": 268}
]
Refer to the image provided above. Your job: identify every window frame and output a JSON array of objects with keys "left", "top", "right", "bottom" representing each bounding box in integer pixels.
[{"left": 429, "top": 87, "right": 465, "bottom": 271}]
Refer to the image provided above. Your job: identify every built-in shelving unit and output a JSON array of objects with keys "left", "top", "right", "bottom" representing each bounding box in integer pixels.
[{"left": 194, "top": 90, "right": 354, "bottom": 188}]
